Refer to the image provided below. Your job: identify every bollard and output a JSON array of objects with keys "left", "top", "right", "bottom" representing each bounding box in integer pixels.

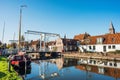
[
  {"left": 8, "top": 60, "right": 11, "bottom": 72},
  {"left": 24, "top": 56, "right": 27, "bottom": 77}
]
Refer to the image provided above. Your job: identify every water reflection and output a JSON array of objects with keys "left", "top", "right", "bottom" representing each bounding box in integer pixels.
[
  {"left": 79, "top": 58, "right": 120, "bottom": 68},
  {"left": 13, "top": 66, "right": 31, "bottom": 79},
  {"left": 76, "top": 64, "right": 120, "bottom": 80},
  {"left": 16, "top": 57, "right": 120, "bottom": 80}
]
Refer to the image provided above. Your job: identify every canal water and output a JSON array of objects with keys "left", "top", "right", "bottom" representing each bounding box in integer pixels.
[{"left": 17, "top": 57, "right": 120, "bottom": 80}]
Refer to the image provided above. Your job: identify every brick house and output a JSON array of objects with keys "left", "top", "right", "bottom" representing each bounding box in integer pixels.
[{"left": 56, "top": 38, "right": 79, "bottom": 52}]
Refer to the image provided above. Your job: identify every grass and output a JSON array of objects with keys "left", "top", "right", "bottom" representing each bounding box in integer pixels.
[{"left": 0, "top": 56, "right": 22, "bottom": 80}]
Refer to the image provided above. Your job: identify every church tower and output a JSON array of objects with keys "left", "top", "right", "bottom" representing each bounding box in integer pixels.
[{"left": 109, "top": 21, "right": 115, "bottom": 34}]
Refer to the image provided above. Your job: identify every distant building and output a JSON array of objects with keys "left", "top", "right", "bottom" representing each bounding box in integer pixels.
[
  {"left": 30, "top": 40, "right": 39, "bottom": 51},
  {"left": 74, "top": 22, "right": 120, "bottom": 52},
  {"left": 47, "top": 41, "right": 56, "bottom": 52}
]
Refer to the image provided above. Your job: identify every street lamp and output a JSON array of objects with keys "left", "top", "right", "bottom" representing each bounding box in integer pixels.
[{"left": 18, "top": 5, "right": 27, "bottom": 52}]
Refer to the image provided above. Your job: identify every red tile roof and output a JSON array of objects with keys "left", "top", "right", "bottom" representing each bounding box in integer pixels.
[
  {"left": 87, "top": 35, "right": 104, "bottom": 45},
  {"left": 74, "top": 33, "right": 90, "bottom": 41},
  {"left": 105, "top": 33, "right": 120, "bottom": 44},
  {"left": 31, "top": 40, "right": 39, "bottom": 45},
  {"left": 74, "top": 34, "right": 86, "bottom": 40},
  {"left": 74, "top": 33, "right": 120, "bottom": 45}
]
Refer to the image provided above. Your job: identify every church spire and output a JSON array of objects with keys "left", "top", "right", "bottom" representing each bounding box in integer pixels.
[{"left": 109, "top": 21, "right": 115, "bottom": 34}]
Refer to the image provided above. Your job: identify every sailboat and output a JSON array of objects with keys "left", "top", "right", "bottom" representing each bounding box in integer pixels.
[{"left": 9, "top": 5, "right": 31, "bottom": 68}]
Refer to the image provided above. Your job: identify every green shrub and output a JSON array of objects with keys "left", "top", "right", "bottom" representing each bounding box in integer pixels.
[{"left": 0, "top": 56, "right": 21, "bottom": 80}]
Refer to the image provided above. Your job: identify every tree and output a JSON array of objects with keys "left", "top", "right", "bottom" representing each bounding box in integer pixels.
[{"left": 0, "top": 41, "right": 2, "bottom": 49}]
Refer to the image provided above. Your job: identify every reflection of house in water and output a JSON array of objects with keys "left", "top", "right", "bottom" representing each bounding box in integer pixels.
[
  {"left": 48, "top": 58, "right": 64, "bottom": 70},
  {"left": 63, "top": 58, "right": 78, "bottom": 67},
  {"left": 76, "top": 64, "right": 120, "bottom": 79},
  {"left": 79, "top": 58, "right": 120, "bottom": 68}
]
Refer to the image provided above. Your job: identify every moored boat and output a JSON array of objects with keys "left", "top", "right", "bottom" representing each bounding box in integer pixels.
[{"left": 9, "top": 52, "right": 31, "bottom": 68}]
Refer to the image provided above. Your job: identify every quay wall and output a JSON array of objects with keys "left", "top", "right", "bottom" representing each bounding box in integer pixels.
[{"left": 62, "top": 52, "right": 120, "bottom": 61}]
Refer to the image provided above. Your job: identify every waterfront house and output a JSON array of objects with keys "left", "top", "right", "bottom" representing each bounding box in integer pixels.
[
  {"left": 74, "top": 22, "right": 120, "bottom": 53},
  {"left": 56, "top": 37, "right": 79, "bottom": 52}
]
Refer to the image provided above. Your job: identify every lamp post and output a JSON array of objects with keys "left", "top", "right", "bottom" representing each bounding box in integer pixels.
[{"left": 18, "top": 5, "right": 27, "bottom": 52}]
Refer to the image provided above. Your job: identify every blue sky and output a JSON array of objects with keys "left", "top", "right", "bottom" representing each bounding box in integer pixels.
[{"left": 0, "top": 0, "right": 120, "bottom": 43}]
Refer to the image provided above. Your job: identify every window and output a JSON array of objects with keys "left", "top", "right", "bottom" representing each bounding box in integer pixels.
[
  {"left": 103, "top": 46, "right": 106, "bottom": 52},
  {"left": 108, "top": 46, "right": 111, "bottom": 49},
  {"left": 112, "top": 45, "right": 116, "bottom": 49},
  {"left": 74, "top": 47, "right": 76, "bottom": 49},
  {"left": 77, "top": 41, "right": 80, "bottom": 46},
  {"left": 97, "top": 37, "right": 104, "bottom": 44},
  {"left": 89, "top": 46, "right": 91, "bottom": 49},
  {"left": 93, "top": 46, "right": 96, "bottom": 50},
  {"left": 70, "top": 46, "right": 72, "bottom": 50},
  {"left": 68, "top": 42, "right": 71, "bottom": 45}
]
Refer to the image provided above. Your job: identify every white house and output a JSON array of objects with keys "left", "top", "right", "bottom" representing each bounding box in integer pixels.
[{"left": 74, "top": 22, "right": 120, "bottom": 53}]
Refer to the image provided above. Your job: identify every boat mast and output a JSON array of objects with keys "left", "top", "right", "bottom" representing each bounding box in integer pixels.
[
  {"left": 18, "top": 6, "right": 22, "bottom": 52},
  {"left": 2, "top": 21, "right": 5, "bottom": 43},
  {"left": 12, "top": 32, "right": 15, "bottom": 44},
  {"left": 18, "top": 5, "right": 27, "bottom": 52}
]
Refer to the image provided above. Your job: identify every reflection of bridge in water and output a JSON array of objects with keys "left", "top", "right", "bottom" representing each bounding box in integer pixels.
[
  {"left": 23, "top": 57, "right": 120, "bottom": 80},
  {"left": 28, "top": 57, "right": 64, "bottom": 80},
  {"left": 26, "top": 51, "right": 62, "bottom": 60}
]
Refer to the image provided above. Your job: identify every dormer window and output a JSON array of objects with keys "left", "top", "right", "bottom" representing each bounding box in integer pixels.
[
  {"left": 97, "top": 37, "right": 104, "bottom": 44},
  {"left": 112, "top": 38, "right": 115, "bottom": 43}
]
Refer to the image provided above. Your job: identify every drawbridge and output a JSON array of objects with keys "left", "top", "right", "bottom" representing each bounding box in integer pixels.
[{"left": 25, "top": 30, "right": 62, "bottom": 59}]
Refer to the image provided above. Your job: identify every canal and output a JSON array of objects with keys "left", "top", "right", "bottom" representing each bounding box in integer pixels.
[{"left": 16, "top": 57, "right": 120, "bottom": 80}]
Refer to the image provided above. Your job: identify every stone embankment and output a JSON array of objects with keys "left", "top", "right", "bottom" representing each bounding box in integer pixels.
[{"left": 63, "top": 52, "right": 120, "bottom": 61}]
